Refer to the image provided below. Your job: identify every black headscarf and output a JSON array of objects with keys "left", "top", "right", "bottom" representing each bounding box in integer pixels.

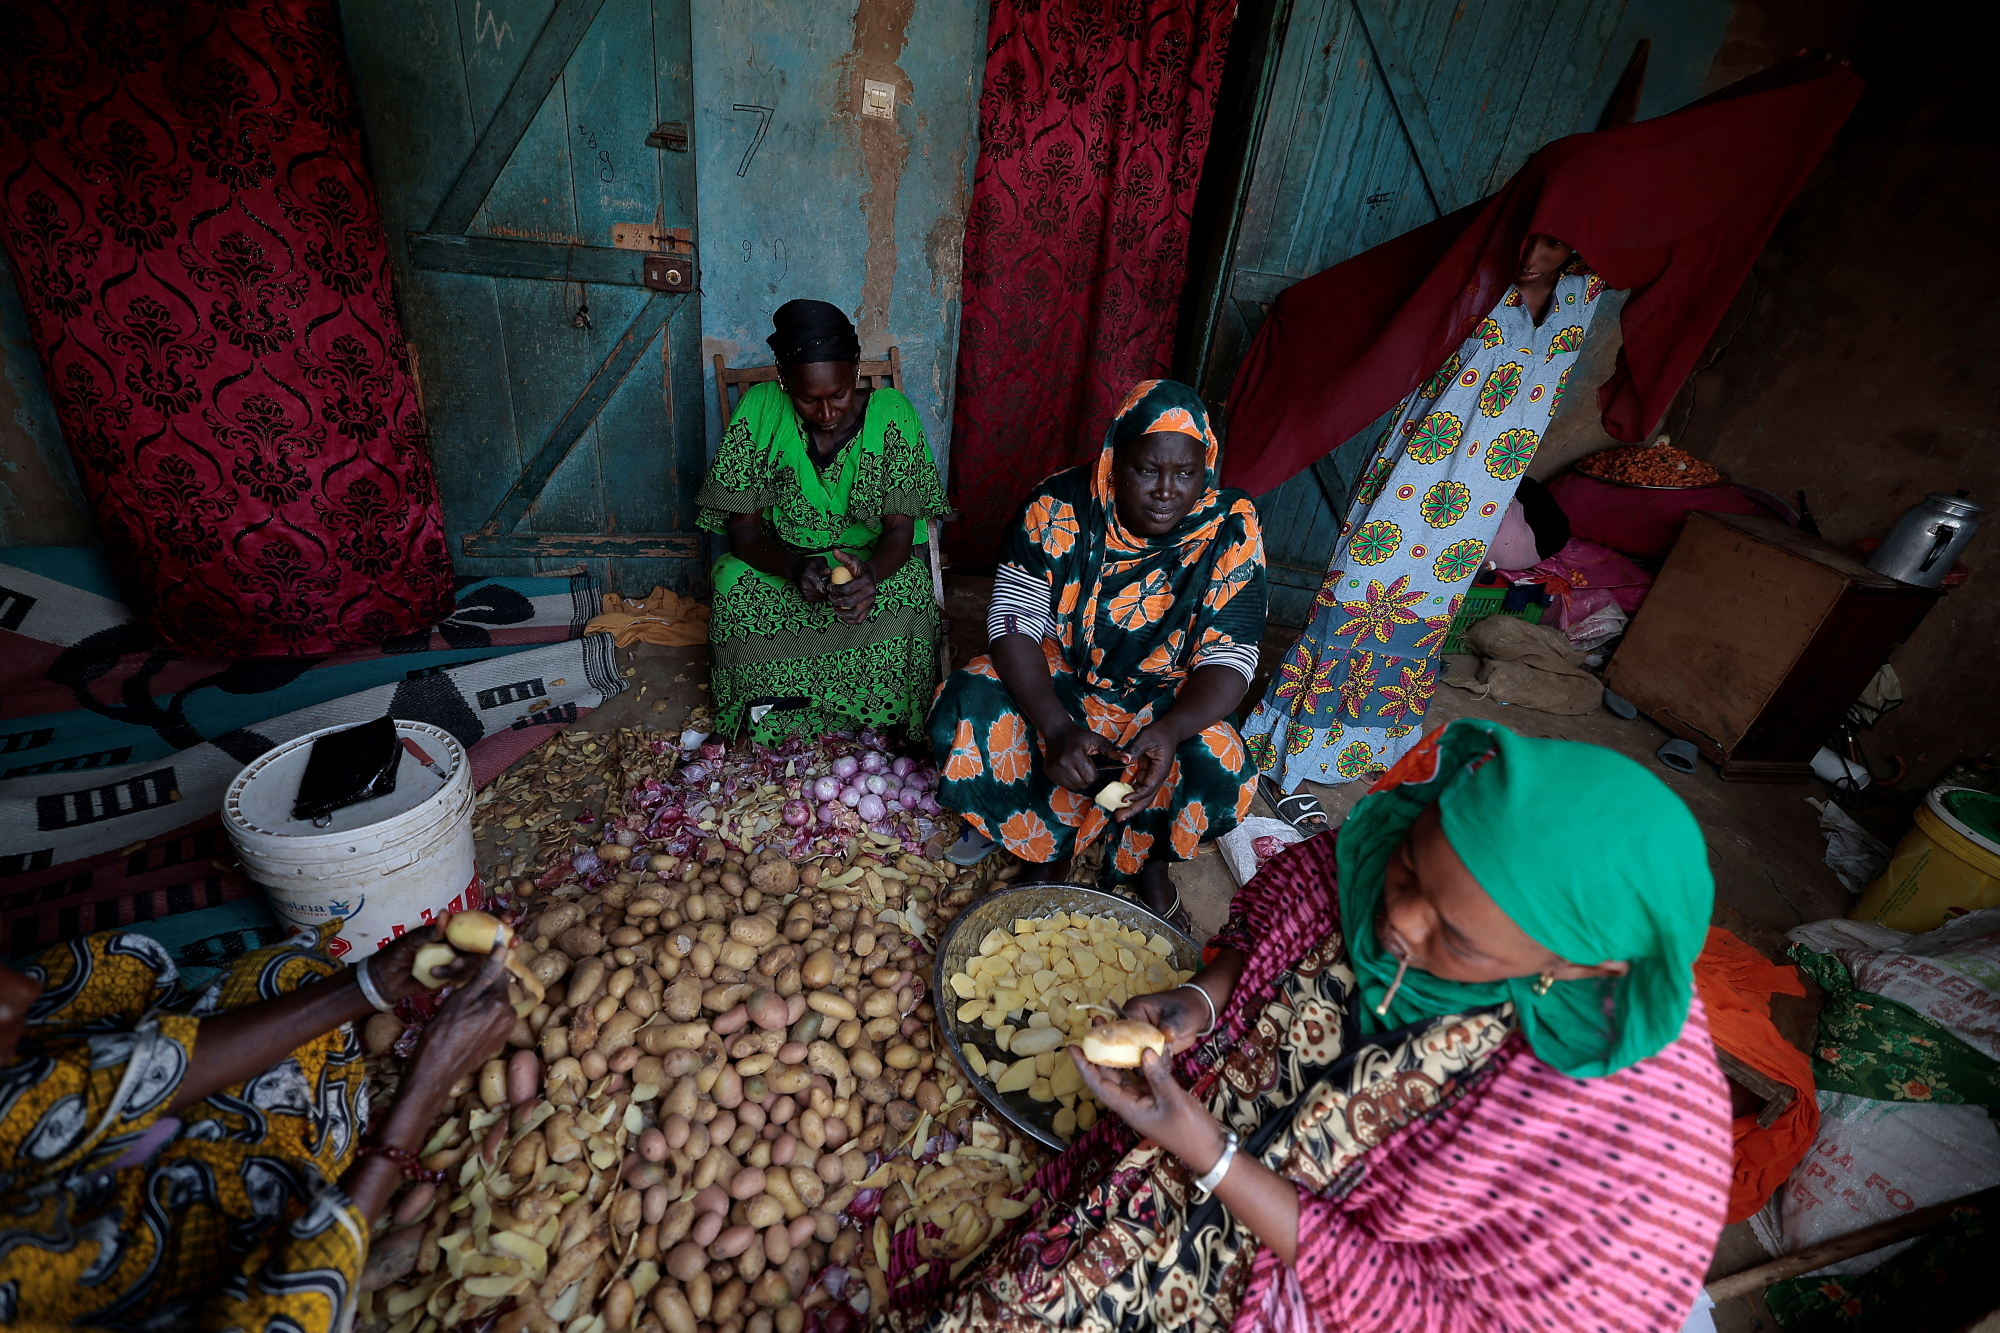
[{"left": 768, "top": 299, "right": 861, "bottom": 367}]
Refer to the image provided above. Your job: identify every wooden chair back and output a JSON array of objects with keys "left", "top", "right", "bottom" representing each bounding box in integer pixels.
[
  {"left": 708, "top": 345, "right": 954, "bottom": 677},
  {"left": 712, "top": 346, "right": 903, "bottom": 428}
]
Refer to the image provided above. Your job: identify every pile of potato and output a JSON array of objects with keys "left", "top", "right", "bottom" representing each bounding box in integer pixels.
[
  {"left": 948, "top": 912, "right": 1192, "bottom": 1141},
  {"left": 357, "top": 828, "right": 1047, "bottom": 1333}
]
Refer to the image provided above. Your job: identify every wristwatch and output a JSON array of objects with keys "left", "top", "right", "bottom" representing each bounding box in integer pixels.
[{"left": 1193, "top": 1128, "right": 1240, "bottom": 1199}]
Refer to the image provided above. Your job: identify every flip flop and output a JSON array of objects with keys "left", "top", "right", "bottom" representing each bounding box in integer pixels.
[
  {"left": 1262, "top": 776, "right": 1329, "bottom": 831},
  {"left": 945, "top": 825, "right": 998, "bottom": 866}
]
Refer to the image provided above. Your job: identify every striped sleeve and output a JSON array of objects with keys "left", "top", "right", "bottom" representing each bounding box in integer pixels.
[
  {"left": 1234, "top": 998, "right": 1732, "bottom": 1333},
  {"left": 986, "top": 561, "right": 1055, "bottom": 645},
  {"left": 1190, "top": 635, "right": 1259, "bottom": 683}
]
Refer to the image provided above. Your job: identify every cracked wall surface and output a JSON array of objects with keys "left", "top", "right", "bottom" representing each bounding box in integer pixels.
[{"left": 691, "top": 0, "right": 982, "bottom": 473}]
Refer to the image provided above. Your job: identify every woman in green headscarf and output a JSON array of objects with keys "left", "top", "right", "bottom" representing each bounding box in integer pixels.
[
  {"left": 698, "top": 300, "right": 950, "bottom": 744},
  {"left": 890, "top": 718, "right": 1733, "bottom": 1333}
]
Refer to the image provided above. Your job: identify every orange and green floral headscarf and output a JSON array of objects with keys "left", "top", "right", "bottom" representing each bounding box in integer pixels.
[{"left": 1003, "top": 379, "right": 1265, "bottom": 701}]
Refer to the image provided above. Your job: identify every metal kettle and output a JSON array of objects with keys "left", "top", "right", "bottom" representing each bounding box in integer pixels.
[{"left": 1867, "top": 492, "right": 1982, "bottom": 587}]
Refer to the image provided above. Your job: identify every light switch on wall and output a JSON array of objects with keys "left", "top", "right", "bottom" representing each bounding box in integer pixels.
[{"left": 862, "top": 78, "right": 897, "bottom": 120}]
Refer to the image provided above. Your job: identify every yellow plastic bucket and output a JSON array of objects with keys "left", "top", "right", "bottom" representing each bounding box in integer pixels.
[{"left": 1852, "top": 787, "right": 2000, "bottom": 933}]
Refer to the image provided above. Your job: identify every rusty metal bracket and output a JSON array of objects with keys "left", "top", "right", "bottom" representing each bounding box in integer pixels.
[{"left": 645, "top": 121, "right": 689, "bottom": 151}]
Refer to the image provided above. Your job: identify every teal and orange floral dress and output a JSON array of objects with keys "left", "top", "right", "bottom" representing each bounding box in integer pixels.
[
  {"left": 928, "top": 380, "right": 1266, "bottom": 880},
  {"left": 1242, "top": 263, "right": 1607, "bottom": 788}
]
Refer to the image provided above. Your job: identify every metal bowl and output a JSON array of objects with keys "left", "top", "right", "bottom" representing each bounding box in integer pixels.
[{"left": 930, "top": 883, "right": 1201, "bottom": 1150}]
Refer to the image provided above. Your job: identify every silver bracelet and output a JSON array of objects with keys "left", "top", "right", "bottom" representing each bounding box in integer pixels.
[
  {"left": 1193, "top": 1128, "right": 1240, "bottom": 1198},
  {"left": 354, "top": 955, "right": 397, "bottom": 1013},
  {"left": 1178, "top": 983, "right": 1218, "bottom": 1036}
]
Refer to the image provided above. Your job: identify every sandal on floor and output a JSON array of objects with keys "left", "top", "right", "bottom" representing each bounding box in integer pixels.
[
  {"left": 1262, "top": 775, "right": 1329, "bottom": 832},
  {"left": 1148, "top": 885, "right": 1192, "bottom": 936}
]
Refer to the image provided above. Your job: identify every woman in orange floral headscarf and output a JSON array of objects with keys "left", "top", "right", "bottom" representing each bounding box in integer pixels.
[{"left": 928, "top": 380, "right": 1267, "bottom": 925}]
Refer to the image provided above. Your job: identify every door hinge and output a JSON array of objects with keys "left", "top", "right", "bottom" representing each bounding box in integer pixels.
[
  {"left": 643, "top": 254, "right": 694, "bottom": 292},
  {"left": 646, "top": 121, "right": 689, "bottom": 151}
]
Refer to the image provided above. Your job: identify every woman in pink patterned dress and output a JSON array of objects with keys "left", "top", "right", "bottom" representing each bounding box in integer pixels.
[{"left": 891, "top": 718, "right": 1730, "bottom": 1332}]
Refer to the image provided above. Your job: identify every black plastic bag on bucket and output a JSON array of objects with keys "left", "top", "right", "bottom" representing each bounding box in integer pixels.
[{"left": 293, "top": 715, "right": 400, "bottom": 825}]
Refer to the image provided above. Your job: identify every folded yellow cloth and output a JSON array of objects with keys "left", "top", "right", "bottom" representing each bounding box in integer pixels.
[{"left": 584, "top": 586, "right": 711, "bottom": 647}]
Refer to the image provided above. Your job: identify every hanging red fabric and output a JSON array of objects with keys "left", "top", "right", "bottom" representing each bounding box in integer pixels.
[
  {"left": 947, "top": 0, "right": 1237, "bottom": 570},
  {"left": 1222, "top": 58, "right": 1863, "bottom": 499},
  {"left": 0, "top": 0, "right": 454, "bottom": 656}
]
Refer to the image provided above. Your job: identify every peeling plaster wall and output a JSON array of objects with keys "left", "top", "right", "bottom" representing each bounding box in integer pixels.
[
  {"left": 0, "top": 261, "right": 94, "bottom": 548},
  {"left": 690, "top": 0, "right": 983, "bottom": 472}
]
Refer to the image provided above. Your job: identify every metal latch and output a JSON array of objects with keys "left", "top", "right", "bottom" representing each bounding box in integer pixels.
[
  {"left": 643, "top": 254, "right": 693, "bottom": 291},
  {"left": 646, "top": 122, "right": 689, "bottom": 151}
]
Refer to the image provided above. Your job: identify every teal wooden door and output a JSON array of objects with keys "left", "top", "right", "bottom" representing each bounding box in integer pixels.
[
  {"left": 1196, "top": 0, "right": 1628, "bottom": 626},
  {"left": 339, "top": 0, "right": 705, "bottom": 593}
]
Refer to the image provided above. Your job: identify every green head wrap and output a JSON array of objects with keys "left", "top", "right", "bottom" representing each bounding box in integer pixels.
[{"left": 1336, "top": 718, "right": 1712, "bottom": 1077}]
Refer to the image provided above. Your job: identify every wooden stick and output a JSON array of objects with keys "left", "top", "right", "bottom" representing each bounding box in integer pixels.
[{"left": 1705, "top": 1185, "right": 2000, "bottom": 1303}]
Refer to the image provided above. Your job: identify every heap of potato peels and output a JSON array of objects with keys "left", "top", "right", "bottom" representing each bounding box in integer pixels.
[{"left": 356, "top": 727, "right": 1052, "bottom": 1333}]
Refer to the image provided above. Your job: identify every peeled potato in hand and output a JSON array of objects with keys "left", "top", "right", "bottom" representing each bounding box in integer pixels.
[
  {"left": 1073, "top": 1019, "right": 1168, "bottom": 1068},
  {"left": 411, "top": 943, "right": 458, "bottom": 989},
  {"left": 409, "top": 910, "right": 525, "bottom": 992},
  {"left": 444, "top": 909, "right": 513, "bottom": 953},
  {"left": 1094, "top": 781, "right": 1134, "bottom": 812}
]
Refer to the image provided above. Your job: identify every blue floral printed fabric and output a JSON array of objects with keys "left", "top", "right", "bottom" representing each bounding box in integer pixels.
[{"left": 1243, "top": 265, "right": 1606, "bottom": 787}]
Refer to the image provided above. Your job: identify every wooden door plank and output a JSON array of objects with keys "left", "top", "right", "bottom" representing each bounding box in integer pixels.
[
  {"left": 341, "top": 0, "right": 539, "bottom": 574},
  {"left": 408, "top": 233, "right": 655, "bottom": 283},
  {"left": 1348, "top": 0, "right": 1458, "bottom": 213},
  {"left": 471, "top": 291, "right": 681, "bottom": 544},
  {"left": 527, "top": 283, "right": 652, "bottom": 537},
  {"left": 561, "top": 0, "right": 664, "bottom": 251},
  {"left": 432, "top": 0, "right": 611, "bottom": 234}
]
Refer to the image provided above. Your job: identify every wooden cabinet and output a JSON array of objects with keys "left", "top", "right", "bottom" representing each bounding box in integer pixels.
[{"left": 1605, "top": 513, "right": 1938, "bottom": 781}]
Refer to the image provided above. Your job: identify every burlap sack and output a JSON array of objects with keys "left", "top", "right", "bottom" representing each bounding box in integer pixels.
[{"left": 1442, "top": 614, "right": 1601, "bottom": 715}]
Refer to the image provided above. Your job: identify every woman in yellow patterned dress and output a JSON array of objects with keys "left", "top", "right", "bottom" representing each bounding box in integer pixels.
[{"left": 0, "top": 922, "right": 515, "bottom": 1331}]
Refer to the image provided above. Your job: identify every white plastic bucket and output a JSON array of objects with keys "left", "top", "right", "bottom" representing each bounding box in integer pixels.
[{"left": 223, "top": 720, "right": 481, "bottom": 961}]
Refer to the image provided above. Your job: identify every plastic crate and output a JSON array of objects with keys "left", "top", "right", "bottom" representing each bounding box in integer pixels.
[{"left": 1441, "top": 584, "right": 1544, "bottom": 654}]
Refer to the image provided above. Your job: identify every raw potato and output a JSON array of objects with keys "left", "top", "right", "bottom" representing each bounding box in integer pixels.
[
  {"left": 445, "top": 909, "right": 514, "bottom": 953},
  {"left": 378, "top": 728, "right": 1059, "bottom": 1333},
  {"left": 411, "top": 943, "right": 457, "bottom": 989},
  {"left": 951, "top": 910, "right": 1192, "bottom": 1139},
  {"left": 1094, "top": 780, "right": 1134, "bottom": 812},
  {"left": 1075, "top": 1019, "right": 1169, "bottom": 1068}
]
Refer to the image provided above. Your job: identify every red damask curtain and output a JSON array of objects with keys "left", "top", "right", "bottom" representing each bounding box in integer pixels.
[
  {"left": 0, "top": 0, "right": 453, "bottom": 656},
  {"left": 949, "top": 0, "right": 1236, "bottom": 569}
]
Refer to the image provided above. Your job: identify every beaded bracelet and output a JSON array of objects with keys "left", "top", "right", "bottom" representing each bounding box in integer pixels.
[{"left": 355, "top": 1143, "right": 446, "bottom": 1183}]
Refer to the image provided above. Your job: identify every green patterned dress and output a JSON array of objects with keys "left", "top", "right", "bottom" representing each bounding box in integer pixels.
[{"left": 697, "top": 380, "right": 950, "bottom": 743}]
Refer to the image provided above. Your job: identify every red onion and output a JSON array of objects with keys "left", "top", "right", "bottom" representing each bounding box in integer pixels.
[
  {"left": 1252, "top": 835, "right": 1288, "bottom": 862},
  {"left": 813, "top": 775, "right": 841, "bottom": 801},
  {"left": 700, "top": 741, "right": 726, "bottom": 762},
  {"left": 917, "top": 793, "right": 941, "bottom": 816},
  {"left": 836, "top": 785, "right": 861, "bottom": 808},
  {"left": 859, "top": 749, "right": 887, "bottom": 774},
  {"left": 783, "top": 800, "right": 811, "bottom": 827},
  {"left": 891, "top": 756, "right": 917, "bottom": 779},
  {"left": 831, "top": 755, "right": 860, "bottom": 781},
  {"left": 845, "top": 1187, "right": 883, "bottom": 1221},
  {"left": 818, "top": 802, "right": 845, "bottom": 825},
  {"left": 863, "top": 774, "right": 889, "bottom": 796},
  {"left": 856, "top": 793, "right": 887, "bottom": 822}
]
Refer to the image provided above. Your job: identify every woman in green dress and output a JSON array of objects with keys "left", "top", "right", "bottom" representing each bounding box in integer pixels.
[{"left": 697, "top": 300, "right": 950, "bottom": 744}]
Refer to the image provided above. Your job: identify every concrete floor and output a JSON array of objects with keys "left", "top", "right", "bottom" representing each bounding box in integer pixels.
[{"left": 478, "top": 581, "right": 1869, "bottom": 1327}]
